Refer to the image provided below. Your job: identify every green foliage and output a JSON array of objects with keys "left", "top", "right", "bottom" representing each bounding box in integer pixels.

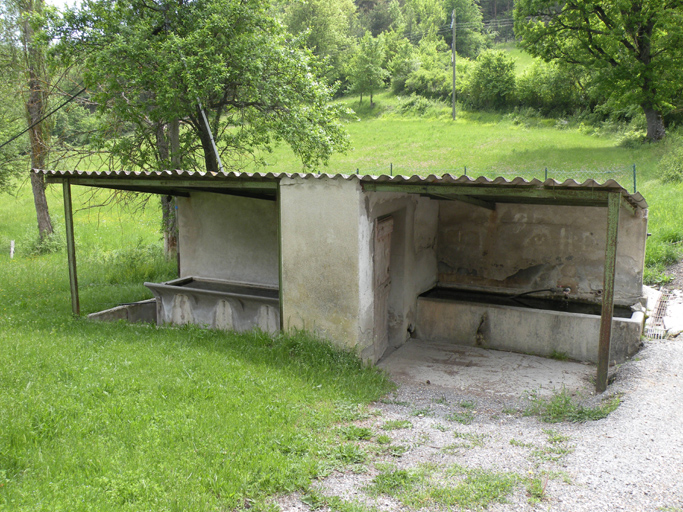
[
  {"left": 660, "top": 137, "right": 683, "bottom": 184},
  {"left": 52, "top": 101, "right": 101, "bottom": 146},
  {"left": 348, "top": 31, "right": 390, "bottom": 105},
  {"left": 462, "top": 50, "right": 515, "bottom": 110},
  {"left": 447, "top": 410, "right": 474, "bottom": 424},
  {"left": 89, "top": 241, "right": 177, "bottom": 285},
  {"left": 281, "top": 0, "right": 357, "bottom": 89},
  {"left": 516, "top": 61, "right": 582, "bottom": 116},
  {"left": 515, "top": 0, "right": 683, "bottom": 140},
  {"left": 369, "top": 468, "right": 418, "bottom": 494},
  {"left": 525, "top": 389, "right": 621, "bottom": 423},
  {"left": 380, "top": 419, "right": 412, "bottom": 430},
  {"left": 57, "top": 0, "right": 350, "bottom": 172},
  {"left": 17, "top": 226, "right": 65, "bottom": 256},
  {"left": 525, "top": 476, "right": 547, "bottom": 504},
  {"left": 370, "top": 463, "right": 519, "bottom": 510},
  {"left": 338, "top": 425, "right": 373, "bottom": 441}
]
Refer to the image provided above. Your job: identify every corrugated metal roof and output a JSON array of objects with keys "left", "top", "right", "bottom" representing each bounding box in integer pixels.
[{"left": 33, "top": 169, "right": 647, "bottom": 209}]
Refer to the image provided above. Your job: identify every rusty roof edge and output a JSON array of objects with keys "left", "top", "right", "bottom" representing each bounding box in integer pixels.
[{"left": 32, "top": 168, "right": 647, "bottom": 209}]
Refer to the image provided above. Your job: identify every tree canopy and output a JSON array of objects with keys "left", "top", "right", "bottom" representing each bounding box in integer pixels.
[
  {"left": 514, "top": 0, "right": 683, "bottom": 141},
  {"left": 56, "top": 0, "right": 350, "bottom": 173}
]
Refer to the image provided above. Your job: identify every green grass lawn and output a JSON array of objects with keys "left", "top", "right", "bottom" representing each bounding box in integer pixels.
[
  {"left": 1, "top": 100, "right": 682, "bottom": 510},
  {"left": 0, "top": 188, "right": 392, "bottom": 511}
]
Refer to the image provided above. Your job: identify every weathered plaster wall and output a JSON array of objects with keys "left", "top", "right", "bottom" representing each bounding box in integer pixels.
[
  {"left": 177, "top": 192, "right": 278, "bottom": 286},
  {"left": 362, "top": 192, "right": 439, "bottom": 358},
  {"left": 437, "top": 202, "right": 647, "bottom": 306},
  {"left": 280, "top": 177, "right": 366, "bottom": 355}
]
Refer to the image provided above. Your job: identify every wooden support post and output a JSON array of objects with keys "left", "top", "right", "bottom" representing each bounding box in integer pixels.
[
  {"left": 63, "top": 179, "right": 80, "bottom": 316},
  {"left": 596, "top": 192, "right": 620, "bottom": 393},
  {"left": 277, "top": 181, "right": 284, "bottom": 331}
]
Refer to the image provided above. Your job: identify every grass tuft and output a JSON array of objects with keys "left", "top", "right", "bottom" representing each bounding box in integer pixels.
[{"left": 525, "top": 389, "right": 621, "bottom": 423}]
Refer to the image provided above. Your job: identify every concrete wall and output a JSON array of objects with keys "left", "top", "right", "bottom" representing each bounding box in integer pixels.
[
  {"left": 280, "top": 177, "right": 367, "bottom": 355},
  {"left": 416, "top": 297, "right": 644, "bottom": 364},
  {"left": 437, "top": 202, "right": 648, "bottom": 306},
  {"left": 361, "top": 192, "right": 439, "bottom": 357},
  {"left": 177, "top": 192, "right": 279, "bottom": 287}
]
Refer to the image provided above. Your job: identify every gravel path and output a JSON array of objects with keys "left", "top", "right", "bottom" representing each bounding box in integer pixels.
[{"left": 276, "top": 335, "right": 683, "bottom": 511}]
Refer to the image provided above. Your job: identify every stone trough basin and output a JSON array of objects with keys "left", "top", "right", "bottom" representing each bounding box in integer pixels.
[
  {"left": 144, "top": 276, "right": 280, "bottom": 334},
  {"left": 415, "top": 288, "right": 645, "bottom": 364}
]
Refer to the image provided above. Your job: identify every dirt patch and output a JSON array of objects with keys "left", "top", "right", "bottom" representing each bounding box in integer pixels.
[{"left": 273, "top": 338, "right": 683, "bottom": 512}]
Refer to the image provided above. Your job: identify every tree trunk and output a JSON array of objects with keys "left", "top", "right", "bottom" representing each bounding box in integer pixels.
[
  {"left": 195, "top": 110, "right": 219, "bottom": 173},
  {"left": 370, "top": 89, "right": 374, "bottom": 106},
  {"left": 30, "top": 170, "right": 53, "bottom": 237},
  {"left": 155, "top": 122, "right": 178, "bottom": 258},
  {"left": 643, "top": 106, "right": 666, "bottom": 141},
  {"left": 359, "top": 92, "right": 363, "bottom": 105},
  {"left": 21, "top": 0, "right": 53, "bottom": 239}
]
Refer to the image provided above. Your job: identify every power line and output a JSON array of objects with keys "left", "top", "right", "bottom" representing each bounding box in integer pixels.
[{"left": 0, "top": 86, "right": 87, "bottom": 152}]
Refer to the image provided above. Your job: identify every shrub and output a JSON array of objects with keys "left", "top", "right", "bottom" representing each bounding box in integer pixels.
[
  {"left": 404, "top": 66, "right": 452, "bottom": 101},
  {"left": 660, "top": 138, "right": 683, "bottom": 183},
  {"left": 516, "top": 61, "right": 582, "bottom": 116},
  {"left": 91, "top": 241, "right": 177, "bottom": 285},
  {"left": 396, "top": 94, "right": 447, "bottom": 117},
  {"left": 17, "top": 227, "right": 65, "bottom": 256},
  {"left": 461, "top": 50, "right": 515, "bottom": 110}
]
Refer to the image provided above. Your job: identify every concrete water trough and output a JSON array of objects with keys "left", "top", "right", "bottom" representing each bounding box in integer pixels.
[
  {"left": 415, "top": 287, "right": 645, "bottom": 364},
  {"left": 144, "top": 276, "right": 280, "bottom": 333}
]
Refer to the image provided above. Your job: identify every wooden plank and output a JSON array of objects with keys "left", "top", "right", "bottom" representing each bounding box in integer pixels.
[
  {"left": 596, "top": 192, "right": 620, "bottom": 393},
  {"left": 277, "top": 182, "right": 284, "bottom": 331},
  {"left": 428, "top": 193, "right": 496, "bottom": 211},
  {"left": 363, "top": 182, "right": 614, "bottom": 204},
  {"left": 63, "top": 180, "right": 80, "bottom": 316},
  {"left": 46, "top": 177, "right": 278, "bottom": 190}
]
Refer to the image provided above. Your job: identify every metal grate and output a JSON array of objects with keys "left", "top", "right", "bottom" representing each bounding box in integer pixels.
[{"left": 645, "top": 289, "right": 670, "bottom": 340}]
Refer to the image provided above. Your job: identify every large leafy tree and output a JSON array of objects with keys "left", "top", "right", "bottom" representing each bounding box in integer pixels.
[
  {"left": 281, "top": 0, "right": 357, "bottom": 88},
  {"left": 1, "top": 0, "right": 54, "bottom": 238},
  {"left": 348, "top": 31, "right": 389, "bottom": 105},
  {"left": 56, "top": 0, "right": 349, "bottom": 174},
  {"left": 515, "top": 0, "right": 683, "bottom": 141}
]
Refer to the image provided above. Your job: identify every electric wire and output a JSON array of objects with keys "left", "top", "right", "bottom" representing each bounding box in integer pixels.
[{"left": 0, "top": 86, "right": 87, "bottom": 152}]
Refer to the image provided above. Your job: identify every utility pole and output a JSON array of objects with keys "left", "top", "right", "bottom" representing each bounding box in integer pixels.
[{"left": 451, "top": 9, "right": 456, "bottom": 121}]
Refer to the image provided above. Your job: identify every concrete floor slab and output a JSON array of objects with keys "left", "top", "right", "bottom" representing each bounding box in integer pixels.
[{"left": 378, "top": 339, "right": 595, "bottom": 398}]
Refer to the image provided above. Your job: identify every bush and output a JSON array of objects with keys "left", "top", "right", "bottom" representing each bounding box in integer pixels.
[
  {"left": 461, "top": 50, "right": 515, "bottom": 110},
  {"left": 90, "top": 241, "right": 177, "bottom": 285},
  {"left": 516, "top": 61, "right": 582, "bottom": 116},
  {"left": 660, "top": 137, "right": 683, "bottom": 183},
  {"left": 404, "top": 66, "right": 452, "bottom": 101},
  {"left": 396, "top": 94, "right": 447, "bottom": 117},
  {"left": 16, "top": 227, "right": 66, "bottom": 256}
]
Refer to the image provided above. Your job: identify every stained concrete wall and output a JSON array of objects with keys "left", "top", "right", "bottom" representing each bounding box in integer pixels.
[
  {"left": 416, "top": 297, "right": 644, "bottom": 364},
  {"left": 361, "top": 192, "right": 439, "bottom": 358},
  {"left": 279, "top": 177, "right": 368, "bottom": 356},
  {"left": 437, "top": 202, "right": 648, "bottom": 306},
  {"left": 177, "top": 192, "right": 278, "bottom": 287}
]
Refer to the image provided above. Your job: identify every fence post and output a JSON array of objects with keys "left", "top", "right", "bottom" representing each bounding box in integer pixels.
[{"left": 633, "top": 164, "right": 637, "bottom": 194}]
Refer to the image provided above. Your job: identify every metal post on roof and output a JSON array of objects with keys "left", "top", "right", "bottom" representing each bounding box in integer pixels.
[
  {"left": 277, "top": 181, "right": 284, "bottom": 331},
  {"left": 390, "top": 163, "right": 393, "bottom": 176},
  {"left": 633, "top": 164, "right": 637, "bottom": 194},
  {"left": 596, "top": 191, "right": 620, "bottom": 393},
  {"left": 544, "top": 167, "right": 548, "bottom": 181},
  {"left": 63, "top": 179, "right": 80, "bottom": 316}
]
